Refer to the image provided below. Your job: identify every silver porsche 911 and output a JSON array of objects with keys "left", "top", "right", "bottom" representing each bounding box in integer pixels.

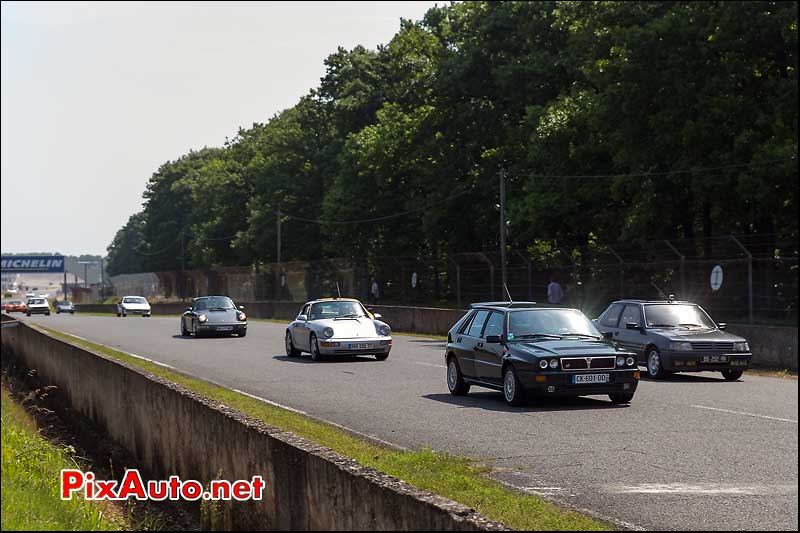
[{"left": 285, "top": 298, "right": 392, "bottom": 361}]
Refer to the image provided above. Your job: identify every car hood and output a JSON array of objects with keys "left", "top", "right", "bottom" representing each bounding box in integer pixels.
[
  {"left": 648, "top": 328, "right": 745, "bottom": 342},
  {"left": 509, "top": 339, "right": 631, "bottom": 357},
  {"left": 316, "top": 317, "right": 383, "bottom": 338},
  {"left": 201, "top": 308, "right": 241, "bottom": 323}
]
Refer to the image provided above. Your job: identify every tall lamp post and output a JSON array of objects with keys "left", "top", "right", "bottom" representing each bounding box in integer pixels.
[{"left": 77, "top": 260, "right": 104, "bottom": 303}]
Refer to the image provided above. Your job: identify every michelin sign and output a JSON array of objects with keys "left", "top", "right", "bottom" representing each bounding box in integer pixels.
[{"left": 0, "top": 255, "right": 65, "bottom": 273}]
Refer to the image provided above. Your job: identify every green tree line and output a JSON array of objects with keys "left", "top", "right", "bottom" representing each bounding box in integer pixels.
[{"left": 107, "top": 1, "right": 798, "bottom": 276}]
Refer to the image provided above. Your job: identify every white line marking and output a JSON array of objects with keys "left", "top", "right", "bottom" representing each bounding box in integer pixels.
[
  {"left": 692, "top": 405, "right": 797, "bottom": 424},
  {"left": 414, "top": 362, "right": 446, "bottom": 368},
  {"left": 125, "top": 352, "right": 175, "bottom": 369},
  {"left": 605, "top": 483, "right": 797, "bottom": 495},
  {"left": 231, "top": 389, "right": 307, "bottom": 415}
]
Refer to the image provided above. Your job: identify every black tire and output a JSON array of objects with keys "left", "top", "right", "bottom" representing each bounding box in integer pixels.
[
  {"left": 309, "top": 334, "right": 324, "bottom": 362},
  {"left": 57, "top": 310, "right": 60, "bottom": 314},
  {"left": 721, "top": 369, "right": 744, "bottom": 381},
  {"left": 503, "top": 365, "right": 527, "bottom": 406},
  {"left": 46, "top": 312, "right": 50, "bottom": 316},
  {"left": 181, "top": 319, "right": 189, "bottom": 337},
  {"left": 446, "top": 357, "right": 470, "bottom": 396},
  {"left": 26, "top": 312, "right": 31, "bottom": 317},
  {"left": 117, "top": 312, "right": 121, "bottom": 317},
  {"left": 285, "top": 331, "right": 301, "bottom": 357},
  {"left": 122, "top": 313, "right": 126, "bottom": 317},
  {"left": 238, "top": 329, "right": 247, "bottom": 338},
  {"left": 193, "top": 320, "right": 202, "bottom": 338},
  {"left": 70, "top": 311, "right": 74, "bottom": 314},
  {"left": 645, "top": 347, "right": 669, "bottom": 379},
  {"left": 374, "top": 352, "right": 389, "bottom": 361},
  {"left": 609, "top": 393, "right": 635, "bottom": 404}
]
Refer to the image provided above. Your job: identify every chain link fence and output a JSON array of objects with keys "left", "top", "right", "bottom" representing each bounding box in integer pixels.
[{"left": 107, "top": 234, "right": 797, "bottom": 325}]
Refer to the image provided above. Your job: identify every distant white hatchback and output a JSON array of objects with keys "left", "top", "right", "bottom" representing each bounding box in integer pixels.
[
  {"left": 26, "top": 297, "right": 51, "bottom": 316},
  {"left": 117, "top": 296, "right": 152, "bottom": 317}
]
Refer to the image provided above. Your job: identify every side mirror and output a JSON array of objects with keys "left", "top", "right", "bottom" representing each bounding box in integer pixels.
[
  {"left": 485, "top": 335, "right": 502, "bottom": 344},
  {"left": 186, "top": 307, "right": 192, "bottom": 312},
  {"left": 602, "top": 331, "right": 614, "bottom": 340},
  {"left": 373, "top": 313, "right": 382, "bottom": 319},
  {"left": 626, "top": 322, "right": 642, "bottom": 331},
  {"left": 298, "top": 314, "right": 308, "bottom": 322},
  {"left": 239, "top": 305, "right": 245, "bottom": 311},
  {"left": 717, "top": 322, "right": 726, "bottom": 330}
]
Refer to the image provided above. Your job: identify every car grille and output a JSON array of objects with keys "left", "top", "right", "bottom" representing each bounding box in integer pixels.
[
  {"left": 560, "top": 356, "right": 616, "bottom": 371},
  {"left": 691, "top": 342, "right": 734, "bottom": 351}
]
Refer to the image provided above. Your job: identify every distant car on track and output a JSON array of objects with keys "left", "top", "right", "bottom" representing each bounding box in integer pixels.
[
  {"left": 117, "top": 296, "right": 152, "bottom": 317},
  {"left": 180, "top": 296, "right": 247, "bottom": 337},
  {"left": 595, "top": 299, "right": 752, "bottom": 381},
  {"left": 26, "top": 297, "right": 51, "bottom": 316},
  {"left": 5, "top": 300, "right": 27, "bottom": 313},
  {"left": 55, "top": 300, "right": 75, "bottom": 314},
  {"left": 445, "top": 302, "right": 639, "bottom": 406},
  {"left": 285, "top": 298, "right": 392, "bottom": 361}
]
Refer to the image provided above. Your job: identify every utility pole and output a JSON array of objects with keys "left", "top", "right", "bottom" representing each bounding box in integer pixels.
[
  {"left": 499, "top": 168, "right": 507, "bottom": 296},
  {"left": 100, "top": 257, "right": 105, "bottom": 302},
  {"left": 276, "top": 208, "right": 282, "bottom": 264}
]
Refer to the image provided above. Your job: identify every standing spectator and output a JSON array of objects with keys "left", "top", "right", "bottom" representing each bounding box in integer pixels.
[
  {"left": 370, "top": 278, "right": 380, "bottom": 305},
  {"left": 547, "top": 276, "right": 564, "bottom": 305}
]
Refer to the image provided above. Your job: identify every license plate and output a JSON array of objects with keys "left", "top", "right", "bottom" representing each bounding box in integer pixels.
[
  {"left": 702, "top": 355, "right": 728, "bottom": 363},
  {"left": 573, "top": 374, "right": 610, "bottom": 384},
  {"left": 216, "top": 326, "right": 233, "bottom": 331},
  {"left": 349, "top": 343, "right": 373, "bottom": 350}
]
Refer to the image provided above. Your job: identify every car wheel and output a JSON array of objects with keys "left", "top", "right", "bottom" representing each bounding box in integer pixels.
[
  {"left": 57, "top": 310, "right": 60, "bottom": 314},
  {"left": 193, "top": 320, "right": 202, "bottom": 338},
  {"left": 609, "top": 393, "right": 635, "bottom": 404},
  {"left": 26, "top": 312, "right": 30, "bottom": 317},
  {"left": 285, "top": 331, "right": 301, "bottom": 357},
  {"left": 446, "top": 357, "right": 470, "bottom": 396},
  {"left": 721, "top": 369, "right": 744, "bottom": 381},
  {"left": 181, "top": 319, "right": 188, "bottom": 336},
  {"left": 503, "top": 365, "right": 526, "bottom": 406},
  {"left": 70, "top": 311, "right": 74, "bottom": 314},
  {"left": 374, "top": 352, "right": 389, "bottom": 361},
  {"left": 46, "top": 312, "right": 50, "bottom": 316},
  {"left": 310, "top": 334, "right": 324, "bottom": 362},
  {"left": 117, "top": 312, "right": 121, "bottom": 317},
  {"left": 122, "top": 312, "right": 127, "bottom": 317},
  {"left": 646, "top": 348, "right": 668, "bottom": 379},
  {"left": 238, "top": 329, "right": 247, "bottom": 337}
]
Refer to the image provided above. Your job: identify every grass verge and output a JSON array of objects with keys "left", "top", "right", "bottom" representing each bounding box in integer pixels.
[
  {"left": 32, "top": 322, "right": 609, "bottom": 531},
  {"left": 0, "top": 385, "right": 122, "bottom": 530}
]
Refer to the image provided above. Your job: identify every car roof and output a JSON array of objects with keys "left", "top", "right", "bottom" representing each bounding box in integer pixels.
[
  {"left": 468, "top": 301, "right": 540, "bottom": 309},
  {"left": 192, "top": 295, "right": 231, "bottom": 299},
  {"left": 612, "top": 299, "right": 693, "bottom": 305},
  {"left": 306, "top": 298, "right": 363, "bottom": 304}
]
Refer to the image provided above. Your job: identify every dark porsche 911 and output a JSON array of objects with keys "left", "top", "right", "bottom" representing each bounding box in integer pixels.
[
  {"left": 180, "top": 296, "right": 247, "bottom": 337},
  {"left": 445, "top": 302, "right": 640, "bottom": 406}
]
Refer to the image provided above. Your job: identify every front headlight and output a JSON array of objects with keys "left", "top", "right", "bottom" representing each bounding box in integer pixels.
[
  {"left": 323, "top": 327, "right": 334, "bottom": 338},
  {"left": 616, "top": 356, "right": 626, "bottom": 367},
  {"left": 237, "top": 312, "right": 246, "bottom": 321},
  {"left": 549, "top": 358, "right": 559, "bottom": 369},
  {"left": 669, "top": 341, "right": 692, "bottom": 351},
  {"left": 734, "top": 342, "right": 749, "bottom": 352},
  {"left": 539, "top": 359, "right": 549, "bottom": 369},
  {"left": 198, "top": 314, "right": 207, "bottom": 323},
  {"left": 626, "top": 356, "right": 636, "bottom": 367},
  {"left": 379, "top": 324, "right": 390, "bottom": 336}
]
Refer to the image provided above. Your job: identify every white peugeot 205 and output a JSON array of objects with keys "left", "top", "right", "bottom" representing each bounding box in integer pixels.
[{"left": 116, "top": 295, "right": 152, "bottom": 317}]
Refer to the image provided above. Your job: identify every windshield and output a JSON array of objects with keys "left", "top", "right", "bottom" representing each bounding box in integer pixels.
[
  {"left": 644, "top": 304, "right": 716, "bottom": 329},
  {"left": 29, "top": 299, "right": 46, "bottom": 305},
  {"left": 123, "top": 297, "right": 147, "bottom": 304},
  {"left": 309, "top": 301, "right": 367, "bottom": 320},
  {"left": 194, "top": 297, "right": 236, "bottom": 310},
  {"left": 508, "top": 309, "right": 601, "bottom": 339}
]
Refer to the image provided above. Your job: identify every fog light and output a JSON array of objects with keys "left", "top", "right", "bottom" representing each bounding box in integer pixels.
[
  {"left": 674, "top": 360, "right": 684, "bottom": 366},
  {"left": 547, "top": 386, "right": 555, "bottom": 393},
  {"left": 320, "top": 342, "right": 340, "bottom": 347},
  {"left": 687, "top": 361, "right": 697, "bottom": 367},
  {"left": 535, "top": 375, "right": 546, "bottom": 383},
  {"left": 624, "top": 383, "right": 631, "bottom": 389}
]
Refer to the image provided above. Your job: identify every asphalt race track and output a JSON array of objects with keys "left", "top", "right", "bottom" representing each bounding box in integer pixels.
[{"left": 19, "top": 314, "right": 799, "bottom": 531}]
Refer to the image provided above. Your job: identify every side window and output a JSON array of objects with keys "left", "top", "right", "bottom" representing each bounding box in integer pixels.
[
  {"left": 619, "top": 304, "right": 642, "bottom": 327},
  {"left": 600, "top": 303, "right": 624, "bottom": 328},
  {"left": 458, "top": 310, "right": 477, "bottom": 335},
  {"left": 299, "top": 304, "right": 309, "bottom": 318},
  {"left": 482, "top": 311, "right": 505, "bottom": 338},
  {"left": 466, "top": 310, "right": 490, "bottom": 337}
]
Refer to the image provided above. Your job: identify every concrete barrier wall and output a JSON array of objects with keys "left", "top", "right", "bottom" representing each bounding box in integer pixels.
[
  {"left": 75, "top": 302, "right": 796, "bottom": 370},
  {"left": 727, "top": 323, "right": 798, "bottom": 372},
  {"left": 1, "top": 319, "right": 505, "bottom": 531}
]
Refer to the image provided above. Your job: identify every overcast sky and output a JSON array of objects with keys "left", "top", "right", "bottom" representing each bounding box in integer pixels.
[{"left": 1, "top": 1, "right": 441, "bottom": 256}]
